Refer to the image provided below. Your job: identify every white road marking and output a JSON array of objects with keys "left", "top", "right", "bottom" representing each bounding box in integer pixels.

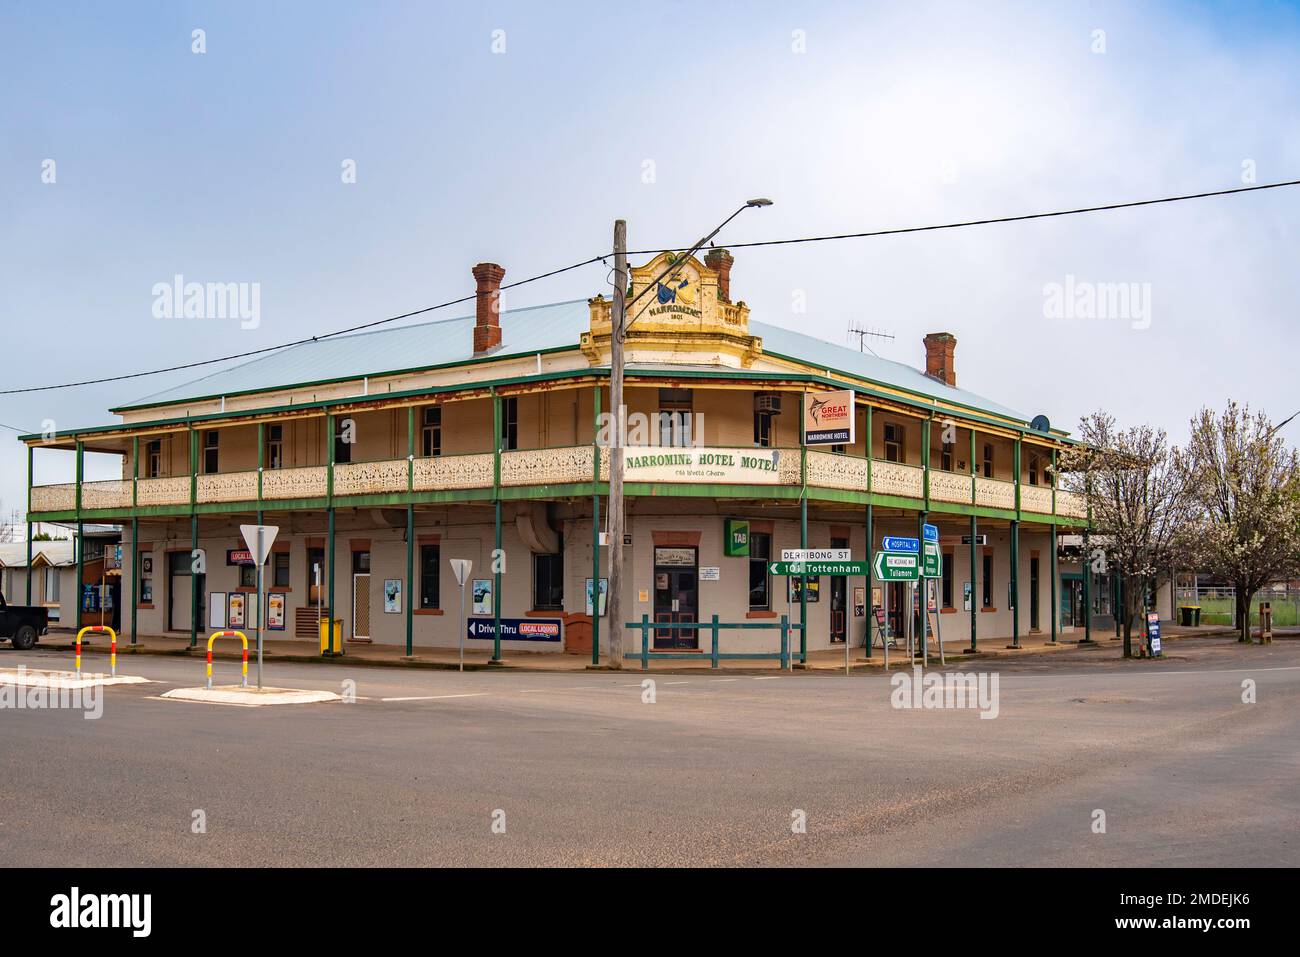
[
  {"left": 380, "top": 693, "right": 488, "bottom": 702},
  {"left": 753, "top": 676, "right": 782, "bottom": 680}
]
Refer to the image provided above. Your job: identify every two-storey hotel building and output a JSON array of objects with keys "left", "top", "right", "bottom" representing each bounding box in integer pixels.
[{"left": 20, "top": 250, "right": 1092, "bottom": 660}]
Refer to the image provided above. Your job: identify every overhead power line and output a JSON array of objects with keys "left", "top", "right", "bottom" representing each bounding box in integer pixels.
[
  {"left": 0, "top": 255, "right": 608, "bottom": 398},
  {"left": 624, "top": 178, "right": 1300, "bottom": 255},
  {"left": 2, "top": 177, "right": 1297, "bottom": 399}
]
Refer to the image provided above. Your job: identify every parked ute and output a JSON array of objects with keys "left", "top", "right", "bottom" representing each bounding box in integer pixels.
[{"left": 0, "top": 593, "right": 49, "bottom": 650}]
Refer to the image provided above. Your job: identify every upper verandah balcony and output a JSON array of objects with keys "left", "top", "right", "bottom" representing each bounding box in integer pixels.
[{"left": 23, "top": 383, "right": 1088, "bottom": 523}]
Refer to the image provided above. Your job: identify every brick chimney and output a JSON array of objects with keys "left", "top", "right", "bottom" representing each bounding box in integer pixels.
[
  {"left": 704, "top": 248, "right": 734, "bottom": 302},
  {"left": 923, "top": 332, "right": 956, "bottom": 386},
  {"left": 472, "top": 262, "right": 506, "bottom": 354}
]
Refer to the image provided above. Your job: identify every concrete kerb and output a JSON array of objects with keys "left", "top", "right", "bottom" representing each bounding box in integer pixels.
[
  {"left": 160, "top": 685, "right": 342, "bottom": 707},
  {"left": 0, "top": 667, "right": 150, "bottom": 690}
]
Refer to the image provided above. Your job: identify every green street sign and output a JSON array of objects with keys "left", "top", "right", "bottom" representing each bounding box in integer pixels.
[
  {"left": 872, "top": 550, "right": 920, "bottom": 582},
  {"left": 768, "top": 561, "right": 869, "bottom": 577},
  {"left": 922, "top": 541, "right": 942, "bottom": 578}
]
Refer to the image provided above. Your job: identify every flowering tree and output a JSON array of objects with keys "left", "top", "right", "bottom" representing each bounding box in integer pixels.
[
  {"left": 1059, "top": 412, "right": 1194, "bottom": 658},
  {"left": 1181, "top": 403, "right": 1300, "bottom": 642}
]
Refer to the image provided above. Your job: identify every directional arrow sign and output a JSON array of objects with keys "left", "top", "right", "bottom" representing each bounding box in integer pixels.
[
  {"left": 768, "top": 561, "right": 869, "bottom": 577},
  {"left": 922, "top": 541, "right": 942, "bottom": 578},
  {"left": 872, "top": 550, "right": 920, "bottom": 582},
  {"left": 881, "top": 536, "right": 919, "bottom": 553}
]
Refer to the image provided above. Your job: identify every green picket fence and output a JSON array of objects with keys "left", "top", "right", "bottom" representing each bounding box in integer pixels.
[{"left": 624, "top": 614, "right": 805, "bottom": 670}]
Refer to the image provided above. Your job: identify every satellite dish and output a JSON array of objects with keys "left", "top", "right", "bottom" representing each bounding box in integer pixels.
[{"left": 1030, "top": 414, "right": 1051, "bottom": 433}]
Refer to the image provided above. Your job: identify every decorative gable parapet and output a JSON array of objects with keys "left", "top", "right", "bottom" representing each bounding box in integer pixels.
[{"left": 581, "top": 251, "right": 763, "bottom": 368}]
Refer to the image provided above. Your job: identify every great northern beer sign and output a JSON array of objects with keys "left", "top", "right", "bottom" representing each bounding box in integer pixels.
[
  {"left": 804, "top": 389, "right": 855, "bottom": 445},
  {"left": 623, "top": 447, "right": 781, "bottom": 484}
]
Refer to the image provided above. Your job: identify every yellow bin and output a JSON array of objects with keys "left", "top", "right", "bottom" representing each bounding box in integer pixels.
[{"left": 319, "top": 618, "right": 343, "bottom": 656}]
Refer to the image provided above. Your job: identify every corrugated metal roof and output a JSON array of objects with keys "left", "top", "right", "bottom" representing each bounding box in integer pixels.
[
  {"left": 120, "top": 300, "right": 592, "bottom": 410},
  {"left": 120, "top": 298, "right": 1027, "bottom": 423},
  {"left": 0, "top": 541, "right": 76, "bottom": 568},
  {"left": 749, "top": 320, "right": 1028, "bottom": 422}
]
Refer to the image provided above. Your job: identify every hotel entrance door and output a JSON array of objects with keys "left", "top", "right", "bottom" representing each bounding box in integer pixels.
[{"left": 653, "top": 546, "right": 698, "bottom": 649}]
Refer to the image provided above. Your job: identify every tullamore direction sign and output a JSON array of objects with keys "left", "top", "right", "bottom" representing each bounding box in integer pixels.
[{"left": 872, "top": 550, "right": 920, "bottom": 582}]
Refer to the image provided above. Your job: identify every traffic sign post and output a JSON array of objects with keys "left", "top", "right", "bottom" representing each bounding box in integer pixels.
[
  {"left": 449, "top": 558, "right": 472, "bottom": 671},
  {"left": 239, "top": 524, "right": 279, "bottom": 689}
]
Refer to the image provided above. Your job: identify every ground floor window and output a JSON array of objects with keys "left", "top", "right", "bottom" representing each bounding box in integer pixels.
[
  {"left": 533, "top": 552, "right": 563, "bottom": 610},
  {"left": 273, "top": 552, "right": 291, "bottom": 588},
  {"left": 43, "top": 567, "right": 60, "bottom": 603},
  {"left": 982, "top": 553, "right": 993, "bottom": 607},
  {"left": 749, "top": 532, "right": 771, "bottom": 609},
  {"left": 239, "top": 563, "right": 257, "bottom": 588},
  {"left": 941, "top": 552, "right": 954, "bottom": 608},
  {"left": 420, "top": 545, "right": 440, "bottom": 609}
]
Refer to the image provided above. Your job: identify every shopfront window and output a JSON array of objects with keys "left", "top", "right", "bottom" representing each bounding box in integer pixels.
[{"left": 749, "top": 532, "right": 771, "bottom": 610}]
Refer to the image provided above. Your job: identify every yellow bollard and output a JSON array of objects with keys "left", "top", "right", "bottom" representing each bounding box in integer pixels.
[{"left": 206, "top": 631, "right": 249, "bottom": 689}]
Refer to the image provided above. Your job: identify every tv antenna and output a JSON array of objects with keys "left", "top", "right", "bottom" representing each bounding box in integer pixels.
[{"left": 847, "top": 321, "right": 895, "bottom": 357}]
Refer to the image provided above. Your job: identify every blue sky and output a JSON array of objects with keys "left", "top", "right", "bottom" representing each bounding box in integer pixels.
[{"left": 2, "top": 0, "right": 1299, "bottom": 515}]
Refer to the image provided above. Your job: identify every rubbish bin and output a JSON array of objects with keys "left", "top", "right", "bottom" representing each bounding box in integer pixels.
[
  {"left": 1178, "top": 605, "right": 1200, "bottom": 627},
  {"left": 319, "top": 618, "right": 343, "bottom": 656}
]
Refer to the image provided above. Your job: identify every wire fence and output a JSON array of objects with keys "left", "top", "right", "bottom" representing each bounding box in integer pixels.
[{"left": 1175, "top": 588, "right": 1300, "bottom": 627}]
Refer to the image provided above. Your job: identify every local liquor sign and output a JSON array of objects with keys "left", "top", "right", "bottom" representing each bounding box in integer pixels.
[
  {"left": 467, "top": 618, "right": 561, "bottom": 642},
  {"left": 623, "top": 447, "right": 781, "bottom": 484}
]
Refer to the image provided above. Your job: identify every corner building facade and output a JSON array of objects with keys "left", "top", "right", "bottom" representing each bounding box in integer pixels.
[{"left": 22, "top": 251, "right": 1091, "bottom": 659}]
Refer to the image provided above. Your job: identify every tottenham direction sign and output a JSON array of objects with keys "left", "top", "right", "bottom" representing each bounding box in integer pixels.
[
  {"left": 872, "top": 550, "right": 920, "bottom": 582},
  {"left": 768, "top": 561, "right": 868, "bottom": 577}
]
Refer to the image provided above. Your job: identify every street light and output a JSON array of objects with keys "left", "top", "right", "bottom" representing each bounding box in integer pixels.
[
  {"left": 605, "top": 199, "right": 774, "bottom": 668},
  {"left": 620, "top": 199, "right": 775, "bottom": 338}
]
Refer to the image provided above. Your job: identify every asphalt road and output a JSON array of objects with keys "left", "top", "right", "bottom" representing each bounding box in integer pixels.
[{"left": 2, "top": 635, "right": 1297, "bottom": 867}]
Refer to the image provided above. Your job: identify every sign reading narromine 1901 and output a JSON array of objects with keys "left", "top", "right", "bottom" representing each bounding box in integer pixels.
[{"left": 623, "top": 447, "right": 781, "bottom": 484}]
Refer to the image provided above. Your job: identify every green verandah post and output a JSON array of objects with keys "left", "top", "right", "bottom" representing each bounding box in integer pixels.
[
  {"left": 864, "top": 403, "right": 873, "bottom": 659},
  {"left": 799, "top": 389, "right": 807, "bottom": 665},
  {"left": 25, "top": 444, "right": 33, "bottom": 606},
  {"left": 406, "top": 406, "right": 415, "bottom": 658},
  {"left": 326, "top": 413, "right": 336, "bottom": 647},
  {"left": 969, "top": 514, "right": 978, "bottom": 652},
  {"left": 492, "top": 387, "right": 503, "bottom": 663},
  {"left": 75, "top": 439, "right": 84, "bottom": 632},
  {"left": 591, "top": 384, "right": 602, "bottom": 666},
  {"left": 131, "top": 434, "right": 139, "bottom": 645},
  {"left": 969, "top": 427, "right": 978, "bottom": 652},
  {"left": 188, "top": 428, "right": 197, "bottom": 647}
]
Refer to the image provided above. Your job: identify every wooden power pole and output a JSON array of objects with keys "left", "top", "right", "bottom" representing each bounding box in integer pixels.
[{"left": 607, "top": 220, "right": 627, "bottom": 668}]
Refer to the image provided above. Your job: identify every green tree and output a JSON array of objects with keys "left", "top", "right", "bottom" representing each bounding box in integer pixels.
[
  {"left": 1060, "top": 412, "right": 1194, "bottom": 657},
  {"left": 1181, "top": 403, "right": 1300, "bottom": 643}
]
